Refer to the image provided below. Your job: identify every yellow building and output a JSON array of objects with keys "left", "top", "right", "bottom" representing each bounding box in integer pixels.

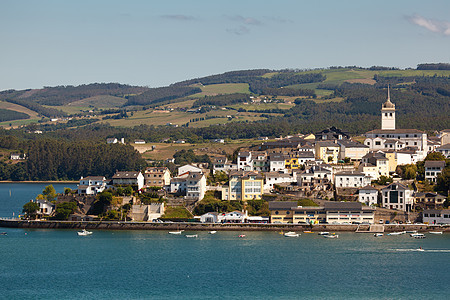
[
  {"left": 315, "top": 141, "right": 340, "bottom": 164},
  {"left": 268, "top": 201, "right": 326, "bottom": 224},
  {"left": 222, "top": 171, "right": 264, "bottom": 201}
]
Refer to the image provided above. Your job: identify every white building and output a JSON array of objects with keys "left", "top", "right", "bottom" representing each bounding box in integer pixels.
[
  {"left": 334, "top": 171, "right": 371, "bottom": 188},
  {"left": 112, "top": 171, "right": 145, "bottom": 190},
  {"left": 324, "top": 202, "right": 375, "bottom": 224},
  {"left": 170, "top": 171, "right": 206, "bottom": 201},
  {"left": 178, "top": 164, "right": 203, "bottom": 176},
  {"left": 36, "top": 199, "right": 55, "bottom": 216},
  {"left": 424, "top": 161, "right": 446, "bottom": 183},
  {"left": 381, "top": 183, "right": 413, "bottom": 212},
  {"left": 269, "top": 154, "right": 287, "bottom": 172},
  {"left": 78, "top": 176, "right": 108, "bottom": 195},
  {"left": 358, "top": 185, "right": 379, "bottom": 206},
  {"left": 436, "top": 144, "right": 450, "bottom": 158},
  {"left": 200, "top": 212, "right": 220, "bottom": 223},
  {"left": 264, "top": 172, "right": 297, "bottom": 192},
  {"left": 337, "top": 140, "right": 370, "bottom": 161},
  {"left": 237, "top": 151, "right": 253, "bottom": 170},
  {"left": 422, "top": 209, "right": 450, "bottom": 225}
]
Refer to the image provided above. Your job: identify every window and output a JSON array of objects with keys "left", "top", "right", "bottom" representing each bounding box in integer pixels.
[{"left": 375, "top": 141, "right": 381, "bottom": 146}]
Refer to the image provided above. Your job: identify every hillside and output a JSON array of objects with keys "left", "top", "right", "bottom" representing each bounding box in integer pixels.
[{"left": 1, "top": 64, "right": 450, "bottom": 133}]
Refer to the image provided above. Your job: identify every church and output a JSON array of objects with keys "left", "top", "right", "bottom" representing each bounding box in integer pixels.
[{"left": 364, "top": 87, "right": 427, "bottom": 159}]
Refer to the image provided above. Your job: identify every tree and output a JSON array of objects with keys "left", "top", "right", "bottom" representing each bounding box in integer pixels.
[
  {"left": 22, "top": 201, "right": 40, "bottom": 219},
  {"left": 41, "top": 185, "right": 57, "bottom": 201},
  {"left": 53, "top": 201, "right": 77, "bottom": 220},
  {"left": 64, "top": 188, "right": 72, "bottom": 195},
  {"left": 425, "top": 152, "right": 446, "bottom": 161},
  {"left": 436, "top": 166, "right": 450, "bottom": 195}
]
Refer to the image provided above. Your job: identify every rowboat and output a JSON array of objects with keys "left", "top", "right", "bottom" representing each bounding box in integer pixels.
[
  {"left": 428, "top": 231, "right": 443, "bottom": 235},
  {"left": 284, "top": 232, "right": 300, "bottom": 237}
]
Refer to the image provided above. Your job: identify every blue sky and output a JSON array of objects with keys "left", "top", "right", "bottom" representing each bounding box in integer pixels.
[{"left": 1, "top": 0, "right": 450, "bottom": 90}]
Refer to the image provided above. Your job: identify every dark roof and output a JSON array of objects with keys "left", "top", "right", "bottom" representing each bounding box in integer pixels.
[
  {"left": 365, "top": 129, "right": 424, "bottom": 134},
  {"left": 381, "top": 182, "right": 410, "bottom": 191},
  {"left": 423, "top": 209, "right": 450, "bottom": 214},
  {"left": 112, "top": 171, "right": 141, "bottom": 179},
  {"left": 81, "top": 176, "right": 106, "bottom": 181},
  {"left": 316, "top": 141, "right": 339, "bottom": 147},
  {"left": 268, "top": 201, "right": 297, "bottom": 210},
  {"left": 359, "top": 185, "right": 378, "bottom": 191},
  {"left": 323, "top": 201, "right": 363, "bottom": 210},
  {"left": 424, "top": 161, "right": 445, "bottom": 168},
  {"left": 413, "top": 192, "right": 445, "bottom": 199},
  {"left": 337, "top": 140, "right": 369, "bottom": 148},
  {"left": 437, "top": 143, "right": 450, "bottom": 150},
  {"left": 229, "top": 170, "right": 263, "bottom": 179}
]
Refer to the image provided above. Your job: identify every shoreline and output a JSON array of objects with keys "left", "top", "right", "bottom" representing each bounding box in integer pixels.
[
  {"left": 1, "top": 219, "right": 448, "bottom": 233},
  {"left": 0, "top": 181, "right": 78, "bottom": 184}
]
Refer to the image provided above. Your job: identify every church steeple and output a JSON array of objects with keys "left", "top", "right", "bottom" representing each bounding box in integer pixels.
[{"left": 381, "top": 85, "right": 395, "bottom": 130}]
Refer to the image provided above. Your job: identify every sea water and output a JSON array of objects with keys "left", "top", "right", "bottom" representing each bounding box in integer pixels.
[{"left": 0, "top": 184, "right": 449, "bottom": 299}]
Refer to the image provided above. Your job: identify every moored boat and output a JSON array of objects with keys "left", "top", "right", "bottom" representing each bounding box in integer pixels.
[
  {"left": 186, "top": 234, "right": 198, "bottom": 238},
  {"left": 386, "top": 231, "right": 406, "bottom": 236},
  {"left": 284, "top": 231, "right": 300, "bottom": 237},
  {"left": 428, "top": 231, "right": 443, "bottom": 235},
  {"left": 238, "top": 234, "right": 246, "bottom": 238},
  {"left": 208, "top": 231, "right": 217, "bottom": 234},
  {"left": 168, "top": 230, "right": 184, "bottom": 235},
  {"left": 323, "top": 234, "right": 339, "bottom": 238},
  {"left": 318, "top": 232, "right": 329, "bottom": 235},
  {"left": 374, "top": 233, "right": 383, "bottom": 237},
  {"left": 77, "top": 229, "right": 92, "bottom": 236},
  {"left": 410, "top": 233, "right": 426, "bottom": 239}
]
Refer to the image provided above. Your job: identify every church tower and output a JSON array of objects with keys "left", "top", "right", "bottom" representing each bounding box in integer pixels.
[{"left": 381, "top": 85, "right": 395, "bottom": 130}]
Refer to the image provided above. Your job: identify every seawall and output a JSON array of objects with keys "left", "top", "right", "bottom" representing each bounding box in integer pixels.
[{"left": 1, "top": 219, "right": 448, "bottom": 232}]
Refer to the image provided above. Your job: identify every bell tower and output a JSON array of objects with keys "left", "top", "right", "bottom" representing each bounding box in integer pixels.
[{"left": 381, "top": 85, "right": 395, "bottom": 130}]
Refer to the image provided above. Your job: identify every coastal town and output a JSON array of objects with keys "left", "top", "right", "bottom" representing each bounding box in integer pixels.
[{"left": 20, "top": 89, "right": 450, "bottom": 232}]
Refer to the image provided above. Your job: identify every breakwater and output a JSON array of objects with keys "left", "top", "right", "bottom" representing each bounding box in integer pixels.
[{"left": 1, "top": 219, "right": 448, "bottom": 232}]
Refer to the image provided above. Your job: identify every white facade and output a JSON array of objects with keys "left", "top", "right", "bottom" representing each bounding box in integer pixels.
[
  {"left": 335, "top": 171, "right": 371, "bottom": 188},
  {"left": 185, "top": 172, "right": 207, "bottom": 201},
  {"left": 424, "top": 161, "right": 445, "bottom": 183},
  {"left": 422, "top": 209, "right": 450, "bottom": 225},
  {"left": 358, "top": 186, "right": 378, "bottom": 206},
  {"left": 264, "top": 172, "right": 297, "bottom": 192},
  {"left": 78, "top": 176, "right": 108, "bottom": 195},
  {"left": 436, "top": 144, "right": 450, "bottom": 158},
  {"left": 237, "top": 152, "right": 253, "bottom": 170},
  {"left": 36, "top": 199, "right": 55, "bottom": 216},
  {"left": 381, "top": 183, "right": 413, "bottom": 212},
  {"left": 178, "top": 164, "right": 203, "bottom": 176},
  {"left": 112, "top": 172, "right": 145, "bottom": 190}
]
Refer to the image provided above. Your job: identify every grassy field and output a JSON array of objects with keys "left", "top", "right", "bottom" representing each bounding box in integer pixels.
[
  {"left": 0, "top": 101, "right": 39, "bottom": 118},
  {"left": 189, "top": 83, "right": 250, "bottom": 97},
  {"left": 69, "top": 95, "right": 127, "bottom": 108},
  {"left": 140, "top": 139, "right": 259, "bottom": 161},
  {"left": 229, "top": 102, "right": 295, "bottom": 111}
]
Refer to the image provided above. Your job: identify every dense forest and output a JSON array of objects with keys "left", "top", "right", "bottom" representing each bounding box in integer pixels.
[
  {"left": 192, "top": 93, "right": 251, "bottom": 108},
  {"left": 0, "top": 138, "right": 145, "bottom": 181},
  {"left": 0, "top": 109, "right": 30, "bottom": 122},
  {"left": 125, "top": 86, "right": 202, "bottom": 106}
]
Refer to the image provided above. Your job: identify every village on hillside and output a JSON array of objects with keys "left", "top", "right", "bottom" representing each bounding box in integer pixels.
[{"left": 24, "top": 89, "right": 450, "bottom": 227}]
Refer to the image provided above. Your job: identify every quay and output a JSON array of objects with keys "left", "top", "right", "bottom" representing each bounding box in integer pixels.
[{"left": 0, "top": 219, "right": 448, "bottom": 232}]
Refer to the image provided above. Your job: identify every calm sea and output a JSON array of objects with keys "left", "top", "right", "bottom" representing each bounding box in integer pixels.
[{"left": 0, "top": 184, "right": 449, "bottom": 299}]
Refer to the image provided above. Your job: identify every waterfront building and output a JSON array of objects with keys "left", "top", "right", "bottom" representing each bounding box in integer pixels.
[
  {"left": 413, "top": 192, "right": 446, "bottom": 210},
  {"left": 324, "top": 202, "right": 375, "bottom": 224},
  {"left": 78, "top": 176, "right": 108, "bottom": 195},
  {"left": 36, "top": 199, "right": 55, "bottom": 216},
  {"left": 169, "top": 171, "right": 206, "bottom": 201},
  {"left": 130, "top": 203, "right": 165, "bottom": 222},
  {"left": 144, "top": 167, "right": 171, "bottom": 187},
  {"left": 422, "top": 209, "right": 450, "bottom": 225},
  {"left": 221, "top": 171, "right": 263, "bottom": 201},
  {"left": 358, "top": 185, "right": 379, "bottom": 206},
  {"left": 381, "top": 183, "right": 413, "bottom": 212},
  {"left": 424, "top": 161, "right": 446, "bottom": 183}
]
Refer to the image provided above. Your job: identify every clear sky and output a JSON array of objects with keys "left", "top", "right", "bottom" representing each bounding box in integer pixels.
[{"left": 1, "top": 0, "right": 450, "bottom": 91}]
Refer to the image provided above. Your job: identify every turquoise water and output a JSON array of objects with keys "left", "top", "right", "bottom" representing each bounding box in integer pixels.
[
  {"left": 0, "top": 183, "right": 78, "bottom": 218},
  {"left": 0, "top": 184, "right": 449, "bottom": 299}
]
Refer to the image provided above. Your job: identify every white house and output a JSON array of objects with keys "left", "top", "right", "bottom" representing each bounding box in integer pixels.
[
  {"left": 112, "top": 171, "right": 145, "bottom": 190},
  {"left": 422, "top": 209, "right": 450, "bottom": 225},
  {"left": 222, "top": 211, "right": 247, "bottom": 223},
  {"left": 337, "top": 140, "right": 370, "bottom": 161},
  {"left": 264, "top": 172, "right": 297, "bottom": 192},
  {"left": 36, "top": 199, "right": 55, "bottom": 216},
  {"left": 381, "top": 183, "right": 413, "bottom": 212},
  {"left": 178, "top": 164, "right": 203, "bottom": 176},
  {"left": 200, "top": 212, "right": 220, "bottom": 223},
  {"left": 436, "top": 144, "right": 450, "bottom": 158},
  {"left": 424, "top": 161, "right": 446, "bottom": 183},
  {"left": 237, "top": 152, "right": 253, "bottom": 170},
  {"left": 185, "top": 172, "right": 207, "bottom": 201},
  {"left": 334, "top": 171, "right": 371, "bottom": 188},
  {"left": 358, "top": 185, "right": 379, "bottom": 206},
  {"left": 269, "top": 154, "right": 287, "bottom": 172},
  {"left": 78, "top": 176, "right": 108, "bottom": 195}
]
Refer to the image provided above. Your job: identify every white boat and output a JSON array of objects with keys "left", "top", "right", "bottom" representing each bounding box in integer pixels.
[
  {"left": 374, "top": 233, "right": 384, "bottom": 237},
  {"left": 406, "top": 230, "right": 417, "bottom": 234},
  {"left": 318, "top": 232, "right": 329, "bottom": 235},
  {"left": 428, "top": 231, "right": 443, "bottom": 235},
  {"left": 186, "top": 234, "right": 198, "bottom": 238},
  {"left": 386, "top": 231, "right": 406, "bottom": 236},
  {"left": 417, "top": 247, "right": 425, "bottom": 252},
  {"left": 323, "top": 234, "right": 339, "bottom": 238},
  {"left": 208, "top": 231, "right": 217, "bottom": 234},
  {"left": 284, "top": 231, "right": 300, "bottom": 237},
  {"left": 168, "top": 230, "right": 184, "bottom": 235},
  {"left": 238, "top": 234, "right": 246, "bottom": 238},
  {"left": 410, "top": 233, "right": 426, "bottom": 239},
  {"left": 77, "top": 229, "right": 92, "bottom": 236}
]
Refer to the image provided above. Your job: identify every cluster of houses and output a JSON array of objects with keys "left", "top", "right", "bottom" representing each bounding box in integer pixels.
[{"left": 30, "top": 89, "right": 449, "bottom": 225}]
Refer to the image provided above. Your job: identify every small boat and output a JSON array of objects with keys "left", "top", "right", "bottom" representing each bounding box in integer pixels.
[
  {"left": 406, "top": 230, "right": 417, "bottom": 234},
  {"left": 323, "top": 234, "right": 339, "bottom": 238},
  {"left": 284, "top": 231, "right": 300, "bottom": 237},
  {"left": 374, "top": 233, "right": 384, "bottom": 237},
  {"left": 318, "top": 232, "right": 329, "bottom": 236},
  {"left": 168, "top": 230, "right": 184, "bottom": 235},
  {"left": 185, "top": 234, "right": 198, "bottom": 238},
  {"left": 386, "top": 231, "right": 406, "bottom": 236},
  {"left": 303, "top": 231, "right": 313, "bottom": 233},
  {"left": 208, "top": 231, "right": 217, "bottom": 234},
  {"left": 428, "top": 231, "right": 443, "bottom": 235},
  {"left": 0, "top": 232, "right": 7, "bottom": 236},
  {"left": 238, "top": 234, "right": 246, "bottom": 238},
  {"left": 410, "top": 233, "right": 426, "bottom": 239},
  {"left": 417, "top": 247, "right": 425, "bottom": 252},
  {"left": 77, "top": 229, "right": 92, "bottom": 236}
]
